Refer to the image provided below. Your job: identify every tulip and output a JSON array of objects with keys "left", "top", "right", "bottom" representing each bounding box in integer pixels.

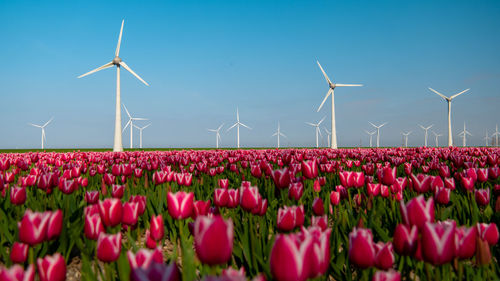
[
  {"left": 476, "top": 168, "right": 489, "bottom": 183},
  {"left": 130, "top": 262, "right": 180, "bottom": 281},
  {"left": 97, "top": 233, "right": 122, "bottom": 262},
  {"left": 272, "top": 168, "right": 291, "bottom": 189},
  {"left": 239, "top": 185, "right": 260, "bottom": 211},
  {"left": 330, "top": 191, "right": 340, "bottom": 206},
  {"left": 421, "top": 221, "right": 456, "bottom": 265},
  {"left": 46, "top": 210, "right": 63, "bottom": 240},
  {"left": 18, "top": 210, "right": 50, "bottom": 246},
  {"left": 372, "top": 270, "right": 401, "bottom": 281},
  {"left": 438, "top": 165, "right": 451, "bottom": 178},
  {"left": 98, "top": 198, "right": 123, "bottom": 227},
  {"left": 122, "top": 201, "right": 140, "bottom": 225},
  {"left": 167, "top": 191, "right": 194, "bottom": 219},
  {"left": 475, "top": 189, "right": 490, "bottom": 206},
  {"left": 374, "top": 242, "right": 394, "bottom": 270},
  {"left": 218, "top": 178, "right": 229, "bottom": 189},
  {"left": 477, "top": 223, "right": 499, "bottom": 246},
  {"left": 312, "top": 197, "right": 324, "bottom": 216},
  {"left": 85, "top": 191, "right": 99, "bottom": 204},
  {"left": 434, "top": 186, "right": 450, "bottom": 205},
  {"left": 311, "top": 215, "right": 328, "bottom": 231},
  {"left": 381, "top": 166, "right": 396, "bottom": 185},
  {"left": 455, "top": 226, "right": 477, "bottom": 259},
  {"left": 144, "top": 230, "right": 158, "bottom": 249},
  {"left": 10, "top": 242, "right": 28, "bottom": 264},
  {"left": 127, "top": 247, "right": 163, "bottom": 269},
  {"left": 84, "top": 214, "right": 105, "bottom": 240},
  {"left": 251, "top": 198, "right": 268, "bottom": 216},
  {"left": 277, "top": 206, "right": 296, "bottom": 232},
  {"left": 367, "top": 183, "right": 381, "bottom": 197},
  {"left": 400, "top": 195, "right": 434, "bottom": 229},
  {"left": 37, "top": 253, "right": 66, "bottom": 281},
  {"left": 227, "top": 189, "right": 240, "bottom": 208},
  {"left": 460, "top": 176, "right": 475, "bottom": 191},
  {"left": 58, "top": 178, "right": 77, "bottom": 194},
  {"left": 192, "top": 200, "right": 211, "bottom": 219},
  {"left": 444, "top": 177, "right": 455, "bottom": 190},
  {"left": 194, "top": 216, "right": 234, "bottom": 265},
  {"left": 111, "top": 184, "right": 125, "bottom": 199},
  {"left": 129, "top": 195, "right": 147, "bottom": 216},
  {"left": 476, "top": 236, "right": 492, "bottom": 265},
  {"left": 10, "top": 186, "right": 26, "bottom": 205},
  {"left": 348, "top": 227, "right": 376, "bottom": 268},
  {"left": 301, "top": 160, "right": 318, "bottom": 179},
  {"left": 303, "top": 226, "right": 331, "bottom": 277},
  {"left": 393, "top": 224, "right": 418, "bottom": 256},
  {"left": 380, "top": 185, "right": 390, "bottom": 198},
  {"left": 0, "top": 264, "right": 35, "bottom": 281},
  {"left": 430, "top": 176, "right": 444, "bottom": 192},
  {"left": 288, "top": 182, "right": 304, "bottom": 201},
  {"left": 214, "top": 188, "right": 229, "bottom": 207},
  {"left": 270, "top": 234, "right": 313, "bottom": 281},
  {"left": 150, "top": 215, "right": 164, "bottom": 241}
]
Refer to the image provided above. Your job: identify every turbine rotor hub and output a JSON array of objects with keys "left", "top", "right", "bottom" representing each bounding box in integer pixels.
[{"left": 113, "top": 56, "right": 122, "bottom": 65}]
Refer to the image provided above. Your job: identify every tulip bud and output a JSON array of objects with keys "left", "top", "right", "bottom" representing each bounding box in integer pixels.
[
  {"left": 122, "top": 202, "right": 140, "bottom": 226},
  {"left": 227, "top": 189, "right": 240, "bottom": 208},
  {"left": 111, "top": 184, "right": 125, "bottom": 199},
  {"left": 0, "top": 264, "right": 35, "bottom": 281},
  {"left": 98, "top": 198, "right": 123, "bottom": 227},
  {"left": 97, "top": 233, "right": 122, "bottom": 262},
  {"left": 19, "top": 210, "right": 50, "bottom": 246},
  {"left": 85, "top": 191, "right": 99, "bottom": 204},
  {"left": 312, "top": 197, "right": 324, "bottom": 216},
  {"left": 455, "top": 226, "right": 477, "bottom": 259},
  {"left": 84, "top": 214, "right": 105, "bottom": 240},
  {"left": 10, "top": 242, "right": 28, "bottom": 264},
  {"left": 239, "top": 185, "right": 260, "bottom": 211},
  {"left": 150, "top": 215, "right": 164, "bottom": 241},
  {"left": 127, "top": 247, "right": 163, "bottom": 269},
  {"left": 37, "top": 253, "right": 66, "bottom": 281},
  {"left": 46, "top": 210, "right": 63, "bottom": 240},
  {"left": 330, "top": 191, "right": 340, "bottom": 206},
  {"left": 167, "top": 191, "right": 194, "bottom": 219},
  {"left": 270, "top": 234, "right": 313, "bottom": 281},
  {"left": 393, "top": 224, "right": 418, "bottom": 256},
  {"left": 214, "top": 188, "right": 229, "bottom": 207},
  {"left": 434, "top": 186, "right": 450, "bottom": 205},
  {"left": 477, "top": 223, "right": 499, "bottom": 246},
  {"left": 374, "top": 242, "right": 394, "bottom": 270},
  {"left": 421, "top": 221, "right": 456, "bottom": 265},
  {"left": 10, "top": 186, "right": 27, "bottom": 205},
  {"left": 372, "top": 270, "right": 401, "bottom": 281},
  {"left": 194, "top": 216, "right": 234, "bottom": 265},
  {"left": 475, "top": 189, "right": 490, "bottom": 206},
  {"left": 348, "top": 227, "right": 376, "bottom": 268}
]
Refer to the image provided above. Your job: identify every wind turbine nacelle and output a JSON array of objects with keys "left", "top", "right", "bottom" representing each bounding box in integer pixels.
[{"left": 113, "top": 56, "right": 122, "bottom": 65}]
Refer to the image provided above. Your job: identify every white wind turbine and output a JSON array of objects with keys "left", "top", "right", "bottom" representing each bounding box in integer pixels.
[
  {"left": 78, "top": 20, "right": 149, "bottom": 152},
  {"left": 418, "top": 124, "right": 434, "bottom": 147},
  {"left": 316, "top": 61, "right": 363, "bottom": 149},
  {"left": 306, "top": 116, "right": 325, "bottom": 148},
  {"left": 208, "top": 123, "right": 224, "bottom": 149},
  {"left": 324, "top": 128, "right": 332, "bottom": 148},
  {"left": 271, "top": 122, "right": 287, "bottom": 149},
  {"left": 483, "top": 130, "right": 489, "bottom": 147},
  {"left": 364, "top": 130, "right": 376, "bottom": 148},
  {"left": 28, "top": 117, "right": 53, "bottom": 150},
  {"left": 227, "top": 108, "right": 251, "bottom": 148},
  {"left": 401, "top": 131, "right": 412, "bottom": 148},
  {"left": 428, "top": 87, "right": 470, "bottom": 147},
  {"left": 122, "top": 104, "right": 148, "bottom": 149},
  {"left": 369, "top": 122, "right": 387, "bottom": 148},
  {"left": 432, "top": 131, "right": 443, "bottom": 147},
  {"left": 458, "top": 122, "right": 472, "bottom": 147},
  {"left": 133, "top": 123, "right": 151, "bottom": 149},
  {"left": 492, "top": 125, "right": 500, "bottom": 147}
]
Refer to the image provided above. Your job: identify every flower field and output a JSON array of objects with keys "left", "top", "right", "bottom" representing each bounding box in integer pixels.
[{"left": 0, "top": 147, "right": 499, "bottom": 281}]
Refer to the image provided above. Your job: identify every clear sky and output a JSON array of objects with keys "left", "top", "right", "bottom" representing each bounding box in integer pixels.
[{"left": 1, "top": 0, "right": 499, "bottom": 149}]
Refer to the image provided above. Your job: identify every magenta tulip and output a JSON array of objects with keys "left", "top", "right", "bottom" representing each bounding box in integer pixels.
[
  {"left": 239, "top": 185, "right": 260, "bottom": 211},
  {"left": 84, "top": 214, "right": 105, "bottom": 240},
  {"left": 0, "top": 264, "right": 35, "bottom": 281},
  {"left": 227, "top": 189, "right": 240, "bottom": 208},
  {"left": 85, "top": 191, "right": 99, "bottom": 204},
  {"left": 122, "top": 201, "right": 140, "bottom": 225},
  {"left": 455, "top": 226, "right": 477, "bottom": 259},
  {"left": 10, "top": 242, "right": 28, "bottom": 264},
  {"left": 10, "top": 186, "right": 26, "bottom": 205},
  {"left": 97, "top": 233, "right": 122, "bottom": 262},
  {"left": 301, "top": 160, "right": 318, "bottom": 179},
  {"left": 98, "top": 198, "right": 123, "bottom": 227},
  {"left": 127, "top": 247, "right": 163, "bottom": 269},
  {"left": 374, "top": 242, "right": 394, "bottom": 270},
  {"left": 194, "top": 216, "right": 234, "bottom": 265},
  {"left": 421, "top": 221, "right": 456, "bottom": 265},
  {"left": 400, "top": 195, "right": 434, "bottom": 229},
  {"left": 477, "top": 223, "right": 499, "bottom": 246},
  {"left": 393, "top": 224, "right": 418, "bottom": 256},
  {"left": 312, "top": 197, "right": 324, "bottom": 216},
  {"left": 270, "top": 234, "right": 313, "bottom": 281},
  {"left": 348, "top": 227, "right": 376, "bottom": 268},
  {"left": 214, "top": 188, "right": 229, "bottom": 207},
  {"left": 167, "top": 191, "right": 194, "bottom": 219},
  {"left": 372, "top": 270, "right": 401, "bottom": 281},
  {"left": 37, "top": 253, "right": 66, "bottom": 281},
  {"left": 475, "top": 189, "right": 490, "bottom": 206},
  {"left": 18, "top": 210, "right": 50, "bottom": 246},
  {"left": 46, "top": 210, "right": 63, "bottom": 240},
  {"left": 150, "top": 214, "right": 164, "bottom": 241}
]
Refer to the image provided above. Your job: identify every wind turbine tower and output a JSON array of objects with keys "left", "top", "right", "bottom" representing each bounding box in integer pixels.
[
  {"left": 369, "top": 122, "right": 387, "bottom": 148},
  {"left": 418, "top": 124, "right": 434, "bottom": 147}
]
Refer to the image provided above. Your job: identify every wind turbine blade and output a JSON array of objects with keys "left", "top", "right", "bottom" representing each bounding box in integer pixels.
[
  {"left": 428, "top": 87, "right": 449, "bottom": 100},
  {"left": 123, "top": 104, "right": 131, "bottom": 118},
  {"left": 450, "top": 88, "right": 470, "bottom": 100},
  {"left": 380, "top": 122, "right": 388, "bottom": 127},
  {"left": 132, "top": 118, "right": 148, "bottom": 121},
  {"left": 316, "top": 61, "right": 332, "bottom": 85},
  {"left": 217, "top": 123, "right": 224, "bottom": 131},
  {"left": 122, "top": 120, "right": 131, "bottom": 133},
  {"left": 78, "top": 62, "right": 114, "bottom": 78},
  {"left": 226, "top": 123, "right": 238, "bottom": 132},
  {"left": 317, "top": 127, "right": 323, "bottom": 137},
  {"left": 42, "top": 117, "right": 54, "bottom": 127},
  {"left": 280, "top": 133, "right": 287, "bottom": 138},
  {"left": 305, "top": 122, "right": 316, "bottom": 127},
  {"left": 115, "top": 20, "right": 124, "bottom": 57},
  {"left": 317, "top": 89, "right": 332, "bottom": 112},
  {"left": 28, "top": 123, "right": 42, "bottom": 128},
  {"left": 272, "top": 133, "right": 278, "bottom": 137},
  {"left": 236, "top": 108, "right": 240, "bottom": 122},
  {"left": 318, "top": 116, "right": 326, "bottom": 125},
  {"left": 418, "top": 124, "right": 425, "bottom": 130},
  {"left": 240, "top": 123, "right": 251, "bottom": 130},
  {"left": 369, "top": 122, "right": 377, "bottom": 128},
  {"left": 334, "top": 84, "right": 363, "bottom": 87},
  {"left": 143, "top": 124, "right": 151, "bottom": 129},
  {"left": 208, "top": 129, "right": 217, "bottom": 132},
  {"left": 119, "top": 61, "right": 149, "bottom": 86}
]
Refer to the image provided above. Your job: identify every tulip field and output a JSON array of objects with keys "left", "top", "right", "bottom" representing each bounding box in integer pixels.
[{"left": 0, "top": 147, "right": 499, "bottom": 281}]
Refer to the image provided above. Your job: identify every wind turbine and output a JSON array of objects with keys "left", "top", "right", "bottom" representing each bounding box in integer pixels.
[
  {"left": 316, "top": 61, "right": 363, "bottom": 149},
  {"left": 28, "top": 117, "right": 53, "bottom": 150},
  {"left": 271, "top": 122, "right": 287, "bottom": 148},
  {"left": 324, "top": 128, "right": 332, "bottom": 148},
  {"left": 418, "top": 124, "right": 434, "bottom": 147},
  {"left": 432, "top": 131, "right": 443, "bottom": 147},
  {"left": 133, "top": 123, "right": 151, "bottom": 149},
  {"left": 364, "top": 130, "right": 376, "bottom": 148},
  {"left": 78, "top": 20, "right": 149, "bottom": 152},
  {"left": 401, "top": 131, "right": 412, "bottom": 148},
  {"left": 122, "top": 104, "right": 148, "bottom": 149},
  {"left": 428, "top": 87, "right": 470, "bottom": 147},
  {"left": 484, "top": 130, "right": 489, "bottom": 147},
  {"left": 306, "top": 117, "right": 325, "bottom": 148},
  {"left": 208, "top": 123, "right": 224, "bottom": 149},
  {"left": 492, "top": 125, "right": 500, "bottom": 147},
  {"left": 369, "top": 122, "right": 387, "bottom": 148},
  {"left": 227, "top": 108, "right": 251, "bottom": 148},
  {"left": 458, "top": 122, "right": 472, "bottom": 147}
]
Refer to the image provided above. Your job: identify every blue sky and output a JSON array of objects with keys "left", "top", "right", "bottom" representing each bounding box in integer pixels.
[{"left": 1, "top": 0, "right": 499, "bottom": 148}]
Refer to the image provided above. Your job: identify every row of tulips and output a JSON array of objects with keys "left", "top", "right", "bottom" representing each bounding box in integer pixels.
[{"left": 0, "top": 147, "right": 499, "bottom": 281}]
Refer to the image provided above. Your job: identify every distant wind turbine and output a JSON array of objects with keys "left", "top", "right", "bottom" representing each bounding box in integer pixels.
[
  {"left": 316, "top": 61, "right": 363, "bottom": 149},
  {"left": 122, "top": 104, "right": 148, "bottom": 149},
  {"left": 133, "top": 123, "right": 151, "bottom": 149},
  {"left": 458, "top": 122, "right": 472, "bottom": 147},
  {"left": 208, "top": 123, "right": 224, "bottom": 149},
  {"left": 324, "top": 128, "right": 332, "bottom": 148},
  {"left": 272, "top": 122, "right": 287, "bottom": 148},
  {"left": 493, "top": 125, "right": 500, "bottom": 147},
  {"left": 369, "top": 122, "right": 387, "bottom": 148},
  {"left": 428, "top": 87, "right": 470, "bottom": 146},
  {"left": 78, "top": 20, "right": 149, "bottom": 152},
  {"left": 227, "top": 108, "right": 251, "bottom": 148},
  {"left": 306, "top": 116, "right": 326, "bottom": 148},
  {"left": 418, "top": 124, "right": 434, "bottom": 147},
  {"left": 29, "top": 117, "right": 53, "bottom": 150},
  {"left": 484, "top": 130, "right": 489, "bottom": 147},
  {"left": 364, "top": 130, "right": 376, "bottom": 148},
  {"left": 401, "top": 131, "right": 412, "bottom": 148},
  {"left": 432, "top": 131, "right": 443, "bottom": 147}
]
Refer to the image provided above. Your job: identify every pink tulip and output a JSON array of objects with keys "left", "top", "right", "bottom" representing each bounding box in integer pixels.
[
  {"left": 97, "top": 233, "right": 122, "bottom": 262},
  {"left": 302, "top": 226, "right": 331, "bottom": 277},
  {"left": 410, "top": 174, "right": 431, "bottom": 194},
  {"left": 85, "top": 191, "right": 99, "bottom": 204},
  {"left": 239, "top": 185, "right": 260, "bottom": 211},
  {"left": 400, "top": 195, "right": 434, "bottom": 229},
  {"left": 150, "top": 215, "right": 164, "bottom": 241},
  {"left": 272, "top": 168, "right": 291, "bottom": 189},
  {"left": 46, "top": 210, "right": 63, "bottom": 240},
  {"left": 251, "top": 198, "right": 268, "bottom": 216},
  {"left": 194, "top": 216, "right": 234, "bottom": 265},
  {"left": 10, "top": 242, "right": 28, "bottom": 264},
  {"left": 218, "top": 178, "right": 229, "bottom": 189},
  {"left": 127, "top": 247, "right": 163, "bottom": 269},
  {"left": 37, "top": 253, "right": 66, "bottom": 281},
  {"left": 367, "top": 183, "right": 381, "bottom": 197},
  {"left": 277, "top": 206, "right": 296, "bottom": 232},
  {"left": 227, "top": 189, "right": 240, "bottom": 208},
  {"left": 475, "top": 189, "right": 490, "bottom": 206},
  {"left": 312, "top": 197, "right": 324, "bottom": 216},
  {"left": 288, "top": 182, "right": 304, "bottom": 201},
  {"left": 455, "top": 226, "right": 477, "bottom": 259},
  {"left": 460, "top": 176, "right": 475, "bottom": 191},
  {"left": 122, "top": 201, "right": 140, "bottom": 225},
  {"left": 330, "top": 191, "right": 340, "bottom": 206},
  {"left": 374, "top": 242, "right": 394, "bottom": 270},
  {"left": 434, "top": 186, "right": 450, "bottom": 205},
  {"left": 444, "top": 177, "right": 455, "bottom": 190},
  {"left": 270, "top": 233, "right": 313, "bottom": 281},
  {"left": 167, "top": 191, "right": 194, "bottom": 219},
  {"left": 393, "top": 224, "right": 418, "bottom": 256},
  {"left": 0, "top": 264, "right": 35, "bottom": 281},
  {"left": 311, "top": 215, "right": 328, "bottom": 231},
  {"left": 372, "top": 270, "right": 401, "bottom": 281},
  {"left": 192, "top": 200, "right": 211, "bottom": 219},
  {"left": 301, "top": 160, "right": 318, "bottom": 179},
  {"left": 214, "top": 188, "right": 229, "bottom": 207},
  {"left": 380, "top": 166, "right": 396, "bottom": 185},
  {"left": 476, "top": 168, "right": 489, "bottom": 183},
  {"left": 18, "top": 210, "right": 50, "bottom": 246},
  {"left": 98, "top": 198, "right": 123, "bottom": 227},
  {"left": 477, "top": 223, "right": 499, "bottom": 246},
  {"left": 111, "top": 184, "right": 125, "bottom": 199},
  {"left": 84, "top": 214, "right": 105, "bottom": 240},
  {"left": 10, "top": 186, "right": 26, "bottom": 205},
  {"left": 144, "top": 230, "right": 158, "bottom": 249},
  {"left": 348, "top": 227, "right": 376, "bottom": 268},
  {"left": 421, "top": 221, "right": 456, "bottom": 265}
]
